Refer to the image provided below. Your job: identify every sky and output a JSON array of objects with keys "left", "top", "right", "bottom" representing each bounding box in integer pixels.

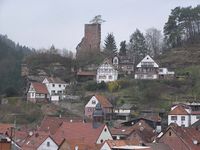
[{"left": 0, "top": 0, "right": 200, "bottom": 52}]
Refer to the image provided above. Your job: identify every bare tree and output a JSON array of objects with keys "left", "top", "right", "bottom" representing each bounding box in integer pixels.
[{"left": 145, "top": 28, "right": 163, "bottom": 57}]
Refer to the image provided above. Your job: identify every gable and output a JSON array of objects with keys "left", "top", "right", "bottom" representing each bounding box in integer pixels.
[
  {"left": 96, "top": 125, "right": 113, "bottom": 144},
  {"left": 137, "top": 55, "right": 159, "bottom": 68},
  {"left": 42, "top": 78, "right": 49, "bottom": 84},
  {"left": 85, "top": 96, "right": 99, "bottom": 108},
  {"left": 28, "top": 84, "right": 35, "bottom": 92},
  {"left": 37, "top": 137, "right": 58, "bottom": 150},
  {"left": 100, "top": 142, "right": 111, "bottom": 150}
]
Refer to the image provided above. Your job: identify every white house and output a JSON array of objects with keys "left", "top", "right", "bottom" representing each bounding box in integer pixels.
[
  {"left": 168, "top": 104, "right": 200, "bottom": 127},
  {"left": 96, "top": 59, "right": 118, "bottom": 83},
  {"left": 37, "top": 136, "right": 58, "bottom": 150},
  {"left": 135, "top": 55, "right": 159, "bottom": 79},
  {"left": 42, "top": 77, "right": 67, "bottom": 102},
  {"left": 159, "top": 68, "right": 175, "bottom": 79}
]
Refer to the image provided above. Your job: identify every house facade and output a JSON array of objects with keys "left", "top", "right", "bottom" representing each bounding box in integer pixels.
[
  {"left": 42, "top": 77, "right": 67, "bottom": 102},
  {"left": 168, "top": 104, "right": 200, "bottom": 127},
  {"left": 27, "top": 82, "right": 49, "bottom": 103},
  {"left": 37, "top": 136, "right": 58, "bottom": 150},
  {"left": 96, "top": 59, "right": 118, "bottom": 83},
  {"left": 85, "top": 94, "right": 113, "bottom": 121},
  {"left": 114, "top": 104, "right": 134, "bottom": 121},
  {"left": 112, "top": 56, "right": 134, "bottom": 75},
  {"left": 158, "top": 68, "right": 175, "bottom": 79},
  {"left": 135, "top": 55, "right": 159, "bottom": 79}
]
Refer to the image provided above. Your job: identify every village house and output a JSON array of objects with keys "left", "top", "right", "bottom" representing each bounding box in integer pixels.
[
  {"left": 96, "top": 59, "right": 118, "bottom": 83},
  {"left": 110, "top": 120, "right": 157, "bottom": 143},
  {"left": 21, "top": 131, "right": 58, "bottom": 150},
  {"left": 112, "top": 55, "right": 135, "bottom": 75},
  {"left": 114, "top": 104, "right": 135, "bottom": 122},
  {"left": 157, "top": 123, "right": 200, "bottom": 150},
  {"left": 42, "top": 77, "right": 68, "bottom": 102},
  {"left": 135, "top": 55, "right": 174, "bottom": 80},
  {"left": 168, "top": 104, "right": 200, "bottom": 127},
  {"left": 27, "top": 82, "right": 50, "bottom": 103},
  {"left": 85, "top": 94, "right": 113, "bottom": 121},
  {"left": 135, "top": 55, "right": 159, "bottom": 79},
  {"left": 158, "top": 68, "right": 175, "bottom": 79}
]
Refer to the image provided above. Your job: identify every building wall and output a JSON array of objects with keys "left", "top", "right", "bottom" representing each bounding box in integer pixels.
[
  {"left": 85, "top": 96, "right": 99, "bottom": 117},
  {"left": 191, "top": 115, "right": 200, "bottom": 125},
  {"left": 37, "top": 137, "right": 58, "bottom": 150},
  {"left": 96, "top": 125, "right": 113, "bottom": 144},
  {"left": 100, "top": 142, "right": 111, "bottom": 150},
  {"left": 168, "top": 115, "right": 190, "bottom": 127}
]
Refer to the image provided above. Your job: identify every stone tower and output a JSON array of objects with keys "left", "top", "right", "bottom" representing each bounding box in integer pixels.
[{"left": 76, "top": 23, "right": 101, "bottom": 59}]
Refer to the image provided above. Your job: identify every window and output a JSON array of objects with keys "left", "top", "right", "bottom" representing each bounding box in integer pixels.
[
  {"left": 104, "top": 128, "right": 107, "bottom": 132},
  {"left": 169, "top": 131, "right": 171, "bottom": 136},
  {"left": 196, "top": 115, "right": 200, "bottom": 120},
  {"left": 171, "top": 116, "right": 177, "bottom": 121},
  {"left": 59, "top": 84, "right": 61, "bottom": 87},
  {"left": 52, "top": 84, "right": 55, "bottom": 87},
  {"left": 181, "top": 116, "right": 185, "bottom": 121},
  {"left": 47, "top": 141, "right": 50, "bottom": 147},
  {"left": 92, "top": 100, "right": 96, "bottom": 104},
  {"left": 100, "top": 139, "right": 103, "bottom": 143}
]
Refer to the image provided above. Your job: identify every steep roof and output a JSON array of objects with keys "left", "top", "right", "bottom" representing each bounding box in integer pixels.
[
  {"left": 45, "top": 77, "right": 66, "bottom": 84},
  {"left": 111, "top": 120, "right": 156, "bottom": 143},
  {"left": 136, "top": 55, "right": 159, "bottom": 68},
  {"left": 95, "top": 94, "right": 113, "bottom": 108},
  {"left": 31, "top": 82, "right": 49, "bottom": 94},
  {"left": 38, "top": 116, "right": 67, "bottom": 135},
  {"left": 21, "top": 131, "right": 55, "bottom": 150},
  {"left": 168, "top": 105, "right": 189, "bottom": 115},
  {"left": 53, "top": 122, "right": 105, "bottom": 146},
  {"left": 159, "top": 124, "right": 200, "bottom": 150},
  {"left": 0, "top": 123, "right": 13, "bottom": 134}
]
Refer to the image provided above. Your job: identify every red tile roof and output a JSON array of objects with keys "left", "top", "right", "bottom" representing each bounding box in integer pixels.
[
  {"left": 168, "top": 105, "right": 189, "bottom": 115},
  {"left": 95, "top": 94, "right": 113, "bottom": 108},
  {"left": 111, "top": 120, "right": 156, "bottom": 143},
  {"left": 0, "top": 123, "right": 13, "bottom": 134},
  {"left": 32, "top": 82, "right": 49, "bottom": 94},
  {"left": 52, "top": 122, "right": 105, "bottom": 146},
  {"left": 45, "top": 77, "right": 66, "bottom": 84},
  {"left": 21, "top": 131, "right": 51, "bottom": 150},
  {"left": 38, "top": 116, "right": 67, "bottom": 135},
  {"left": 159, "top": 124, "right": 200, "bottom": 150}
]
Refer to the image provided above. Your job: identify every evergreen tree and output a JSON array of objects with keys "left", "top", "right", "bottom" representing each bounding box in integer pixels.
[
  {"left": 104, "top": 33, "right": 117, "bottom": 56},
  {"left": 119, "top": 41, "right": 127, "bottom": 56},
  {"left": 129, "top": 29, "right": 148, "bottom": 62}
]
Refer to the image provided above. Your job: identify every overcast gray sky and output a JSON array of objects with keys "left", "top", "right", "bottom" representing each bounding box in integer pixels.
[{"left": 0, "top": 0, "right": 199, "bottom": 51}]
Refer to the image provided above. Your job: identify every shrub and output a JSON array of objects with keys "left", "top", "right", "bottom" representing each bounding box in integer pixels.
[{"left": 107, "top": 81, "right": 120, "bottom": 92}]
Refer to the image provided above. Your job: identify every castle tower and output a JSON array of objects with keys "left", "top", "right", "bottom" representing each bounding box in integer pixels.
[{"left": 76, "top": 23, "right": 101, "bottom": 59}]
